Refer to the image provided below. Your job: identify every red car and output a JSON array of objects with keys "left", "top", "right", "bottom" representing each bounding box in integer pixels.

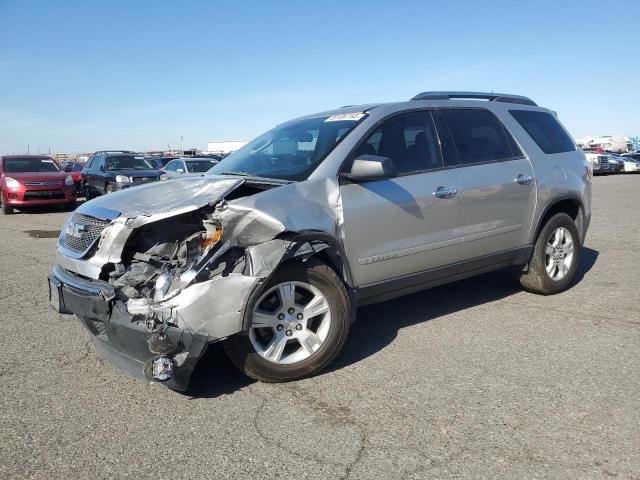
[
  {"left": 0, "top": 155, "right": 77, "bottom": 214},
  {"left": 66, "top": 161, "right": 86, "bottom": 194}
]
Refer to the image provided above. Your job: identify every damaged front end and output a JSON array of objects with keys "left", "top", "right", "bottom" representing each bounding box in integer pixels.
[{"left": 49, "top": 175, "right": 349, "bottom": 390}]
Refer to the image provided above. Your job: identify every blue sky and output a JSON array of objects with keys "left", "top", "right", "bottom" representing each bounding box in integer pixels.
[{"left": 0, "top": 0, "right": 638, "bottom": 153}]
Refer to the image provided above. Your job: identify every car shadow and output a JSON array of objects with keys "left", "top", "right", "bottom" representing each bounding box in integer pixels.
[
  {"left": 183, "top": 247, "right": 599, "bottom": 399},
  {"left": 9, "top": 198, "right": 86, "bottom": 215}
]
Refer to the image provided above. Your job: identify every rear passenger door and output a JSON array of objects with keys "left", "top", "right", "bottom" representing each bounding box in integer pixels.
[
  {"left": 340, "top": 110, "right": 463, "bottom": 287},
  {"left": 435, "top": 108, "right": 536, "bottom": 261}
]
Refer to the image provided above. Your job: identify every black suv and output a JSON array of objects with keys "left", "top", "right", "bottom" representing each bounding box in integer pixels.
[{"left": 82, "top": 151, "right": 162, "bottom": 199}]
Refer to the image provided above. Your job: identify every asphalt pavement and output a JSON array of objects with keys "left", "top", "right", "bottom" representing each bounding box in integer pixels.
[{"left": 1, "top": 175, "right": 639, "bottom": 479}]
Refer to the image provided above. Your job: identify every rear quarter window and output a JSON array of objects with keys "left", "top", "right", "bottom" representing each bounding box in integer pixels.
[{"left": 510, "top": 110, "right": 575, "bottom": 154}]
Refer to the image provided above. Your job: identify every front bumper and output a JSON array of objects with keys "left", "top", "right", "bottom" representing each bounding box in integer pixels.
[
  {"left": 48, "top": 265, "right": 208, "bottom": 391},
  {"left": 3, "top": 186, "right": 75, "bottom": 206},
  {"left": 108, "top": 178, "right": 159, "bottom": 191}
]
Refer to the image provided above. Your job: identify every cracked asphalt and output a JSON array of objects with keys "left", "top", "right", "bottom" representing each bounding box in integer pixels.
[{"left": 1, "top": 175, "right": 639, "bottom": 479}]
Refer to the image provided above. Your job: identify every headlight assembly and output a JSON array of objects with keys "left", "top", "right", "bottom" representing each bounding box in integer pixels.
[
  {"left": 64, "top": 175, "right": 74, "bottom": 186},
  {"left": 5, "top": 177, "right": 20, "bottom": 188},
  {"left": 115, "top": 175, "right": 131, "bottom": 183}
]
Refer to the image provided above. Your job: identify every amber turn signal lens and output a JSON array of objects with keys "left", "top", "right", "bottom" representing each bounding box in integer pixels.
[{"left": 202, "top": 226, "right": 223, "bottom": 248}]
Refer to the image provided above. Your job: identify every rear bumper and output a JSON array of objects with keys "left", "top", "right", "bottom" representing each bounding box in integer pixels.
[{"left": 48, "top": 265, "right": 208, "bottom": 391}]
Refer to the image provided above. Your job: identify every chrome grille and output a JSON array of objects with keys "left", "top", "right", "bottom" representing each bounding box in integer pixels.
[
  {"left": 131, "top": 176, "right": 155, "bottom": 184},
  {"left": 62, "top": 212, "right": 111, "bottom": 254},
  {"left": 24, "top": 181, "right": 62, "bottom": 186},
  {"left": 598, "top": 155, "right": 609, "bottom": 165}
]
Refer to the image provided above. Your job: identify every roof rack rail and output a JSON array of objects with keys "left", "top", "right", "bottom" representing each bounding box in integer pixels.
[
  {"left": 411, "top": 91, "right": 537, "bottom": 106},
  {"left": 93, "top": 150, "right": 137, "bottom": 155}
]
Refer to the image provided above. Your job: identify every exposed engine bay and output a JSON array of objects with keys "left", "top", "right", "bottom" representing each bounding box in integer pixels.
[{"left": 64, "top": 176, "right": 349, "bottom": 342}]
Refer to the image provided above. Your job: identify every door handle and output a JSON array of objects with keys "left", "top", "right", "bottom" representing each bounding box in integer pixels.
[
  {"left": 433, "top": 187, "right": 457, "bottom": 198},
  {"left": 515, "top": 174, "right": 533, "bottom": 185}
]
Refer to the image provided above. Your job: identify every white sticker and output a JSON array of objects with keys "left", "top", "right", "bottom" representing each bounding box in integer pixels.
[
  {"left": 43, "top": 160, "right": 54, "bottom": 163},
  {"left": 325, "top": 112, "right": 366, "bottom": 122}
]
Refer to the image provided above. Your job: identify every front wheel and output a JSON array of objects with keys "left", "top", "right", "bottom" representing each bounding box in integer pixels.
[
  {"left": 519, "top": 212, "right": 581, "bottom": 295},
  {"left": 224, "top": 260, "right": 351, "bottom": 382},
  {"left": 0, "top": 192, "right": 13, "bottom": 215}
]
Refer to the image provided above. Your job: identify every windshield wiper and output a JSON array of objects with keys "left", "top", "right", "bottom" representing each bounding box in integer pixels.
[{"left": 220, "top": 171, "right": 251, "bottom": 176}]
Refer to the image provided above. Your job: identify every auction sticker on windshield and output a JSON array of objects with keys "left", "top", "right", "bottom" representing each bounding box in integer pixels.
[{"left": 325, "top": 112, "right": 366, "bottom": 122}]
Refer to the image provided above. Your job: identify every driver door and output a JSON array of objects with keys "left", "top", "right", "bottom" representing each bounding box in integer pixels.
[{"left": 340, "top": 111, "right": 463, "bottom": 288}]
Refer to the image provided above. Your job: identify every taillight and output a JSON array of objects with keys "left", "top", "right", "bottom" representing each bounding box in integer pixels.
[{"left": 585, "top": 166, "right": 593, "bottom": 180}]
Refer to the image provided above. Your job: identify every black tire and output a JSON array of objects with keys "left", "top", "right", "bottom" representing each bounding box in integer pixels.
[
  {"left": 1, "top": 192, "right": 13, "bottom": 215},
  {"left": 224, "top": 260, "right": 351, "bottom": 382},
  {"left": 519, "top": 212, "right": 581, "bottom": 295},
  {"left": 65, "top": 200, "right": 77, "bottom": 211},
  {"left": 84, "top": 184, "right": 93, "bottom": 200}
]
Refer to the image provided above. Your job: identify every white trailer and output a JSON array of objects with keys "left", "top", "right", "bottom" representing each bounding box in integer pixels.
[
  {"left": 206, "top": 140, "right": 248, "bottom": 155},
  {"left": 575, "top": 135, "right": 634, "bottom": 153}
]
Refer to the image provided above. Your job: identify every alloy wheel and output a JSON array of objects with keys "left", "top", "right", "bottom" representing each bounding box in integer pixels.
[
  {"left": 545, "top": 226, "right": 575, "bottom": 281},
  {"left": 249, "top": 281, "right": 332, "bottom": 365}
]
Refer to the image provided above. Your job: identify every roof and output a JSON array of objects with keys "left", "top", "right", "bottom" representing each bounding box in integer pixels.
[{"left": 1, "top": 155, "right": 54, "bottom": 160}]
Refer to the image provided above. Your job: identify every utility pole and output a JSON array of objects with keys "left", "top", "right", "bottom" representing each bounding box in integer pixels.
[
  {"left": 180, "top": 136, "right": 184, "bottom": 155},
  {"left": 27, "top": 144, "right": 30, "bottom": 155}
]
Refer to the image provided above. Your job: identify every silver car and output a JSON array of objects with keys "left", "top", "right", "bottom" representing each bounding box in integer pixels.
[
  {"left": 161, "top": 157, "right": 219, "bottom": 179},
  {"left": 49, "top": 91, "right": 592, "bottom": 390}
]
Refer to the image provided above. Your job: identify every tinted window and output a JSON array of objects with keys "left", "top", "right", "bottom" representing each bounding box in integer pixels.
[
  {"left": 106, "top": 156, "right": 152, "bottom": 170},
  {"left": 354, "top": 111, "right": 442, "bottom": 174},
  {"left": 441, "top": 109, "right": 513, "bottom": 165},
  {"left": 186, "top": 160, "right": 217, "bottom": 172},
  {"left": 3, "top": 157, "right": 60, "bottom": 173},
  {"left": 164, "top": 160, "right": 180, "bottom": 171},
  {"left": 510, "top": 110, "right": 575, "bottom": 154},
  {"left": 432, "top": 110, "right": 459, "bottom": 167}
]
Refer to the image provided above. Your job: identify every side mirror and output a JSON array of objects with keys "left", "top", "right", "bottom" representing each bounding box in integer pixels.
[
  {"left": 341, "top": 155, "right": 398, "bottom": 182},
  {"left": 176, "top": 168, "right": 184, "bottom": 174}
]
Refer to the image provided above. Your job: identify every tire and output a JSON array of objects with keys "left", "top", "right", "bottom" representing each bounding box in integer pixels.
[
  {"left": 0, "top": 192, "right": 13, "bottom": 215},
  {"left": 84, "top": 185, "right": 93, "bottom": 200},
  {"left": 519, "top": 212, "right": 581, "bottom": 295},
  {"left": 65, "top": 200, "right": 77, "bottom": 211},
  {"left": 224, "top": 259, "right": 351, "bottom": 382}
]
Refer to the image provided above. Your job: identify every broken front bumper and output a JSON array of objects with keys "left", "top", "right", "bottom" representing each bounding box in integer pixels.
[{"left": 48, "top": 265, "right": 208, "bottom": 391}]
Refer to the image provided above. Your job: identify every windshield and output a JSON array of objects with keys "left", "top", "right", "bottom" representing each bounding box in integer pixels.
[
  {"left": 207, "top": 114, "right": 364, "bottom": 181},
  {"left": 106, "top": 156, "right": 152, "bottom": 170},
  {"left": 187, "top": 160, "right": 217, "bottom": 172},
  {"left": 71, "top": 163, "right": 84, "bottom": 172},
  {"left": 3, "top": 158, "right": 60, "bottom": 173}
]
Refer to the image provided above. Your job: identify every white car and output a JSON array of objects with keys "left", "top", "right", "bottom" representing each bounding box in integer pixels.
[
  {"left": 619, "top": 156, "right": 640, "bottom": 173},
  {"left": 161, "top": 157, "right": 219, "bottom": 179}
]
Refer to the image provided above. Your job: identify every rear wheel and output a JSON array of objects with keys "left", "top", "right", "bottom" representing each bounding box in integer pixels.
[
  {"left": 519, "top": 212, "right": 580, "bottom": 295},
  {"left": 224, "top": 260, "right": 351, "bottom": 382},
  {"left": 0, "top": 192, "right": 13, "bottom": 215}
]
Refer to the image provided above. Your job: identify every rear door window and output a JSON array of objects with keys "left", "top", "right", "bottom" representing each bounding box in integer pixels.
[
  {"left": 440, "top": 109, "right": 514, "bottom": 165},
  {"left": 510, "top": 110, "right": 575, "bottom": 154}
]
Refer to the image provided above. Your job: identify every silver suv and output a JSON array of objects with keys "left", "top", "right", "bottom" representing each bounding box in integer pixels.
[{"left": 49, "top": 91, "right": 592, "bottom": 389}]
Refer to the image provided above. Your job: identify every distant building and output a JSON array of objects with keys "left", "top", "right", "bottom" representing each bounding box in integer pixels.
[{"left": 206, "top": 140, "right": 248, "bottom": 155}]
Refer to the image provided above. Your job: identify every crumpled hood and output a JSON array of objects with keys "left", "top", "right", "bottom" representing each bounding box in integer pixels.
[{"left": 79, "top": 175, "right": 244, "bottom": 220}]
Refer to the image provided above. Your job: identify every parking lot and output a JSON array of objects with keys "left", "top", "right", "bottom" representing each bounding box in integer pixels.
[{"left": 0, "top": 174, "right": 638, "bottom": 479}]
